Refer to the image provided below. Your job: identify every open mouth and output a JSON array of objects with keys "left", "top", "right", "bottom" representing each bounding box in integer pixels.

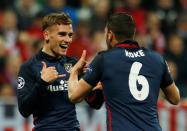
[{"left": 59, "top": 44, "right": 68, "bottom": 49}]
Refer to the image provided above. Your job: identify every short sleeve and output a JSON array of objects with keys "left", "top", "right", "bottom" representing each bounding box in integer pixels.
[
  {"left": 82, "top": 54, "right": 103, "bottom": 87},
  {"left": 160, "top": 60, "right": 174, "bottom": 88}
]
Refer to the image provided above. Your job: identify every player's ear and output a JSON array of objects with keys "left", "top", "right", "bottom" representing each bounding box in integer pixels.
[
  {"left": 108, "top": 30, "right": 113, "bottom": 40},
  {"left": 43, "top": 30, "right": 50, "bottom": 43},
  {"left": 109, "top": 30, "right": 116, "bottom": 42}
]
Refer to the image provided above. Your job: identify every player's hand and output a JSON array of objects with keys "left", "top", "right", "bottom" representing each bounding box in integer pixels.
[
  {"left": 41, "top": 61, "right": 66, "bottom": 83},
  {"left": 71, "top": 50, "right": 87, "bottom": 73},
  {"left": 93, "top": 82, "right": 103, "bottom": 90}
]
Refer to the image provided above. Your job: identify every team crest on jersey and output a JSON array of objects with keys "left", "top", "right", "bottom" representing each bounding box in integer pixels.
[
  {"left": 64, "top": 63, "right": 72, "bottom": 73},
  {"left": 17, "top": 77, "right": 25, "bottom": 89}
]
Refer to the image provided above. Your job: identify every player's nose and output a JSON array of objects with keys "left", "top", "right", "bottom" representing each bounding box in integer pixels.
[{"left": 64, "top": 35, "right": 72, "bottom": 43}]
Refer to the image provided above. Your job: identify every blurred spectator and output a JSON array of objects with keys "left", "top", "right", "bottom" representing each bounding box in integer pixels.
[
  {"left": 113, "top": 0, "right": 147, "bottom": 34},
  {"left": 0, "top": 37, "right": 8, "bottom": 85},
  {"left": 67, "top": 20, "right": 95, "bottom": 60},
  {"left": 43, "top": 0, "right": 78, "bottom": 28},
  {"left": 154, "top": 0, "right": 179, "bottom": 37},
  {"left": 0, "top": 10, "right": 19, "bottom": 56},
  {"left": 26, "top": 11, "right": 44, "bottom": 40},
  {"left": 5, "top": 54, "right": 22, "bottom": 90},
  {"left": 90, "top": 0, "right": 111, "bottom": 34},
  {"left": 0, "top": 84, "right": 15, "bottom": 100},
  {"left": 92, "top": 31, "right": 107, "bottom": 53},
  {"left": 77, "top": 0, "right": 93, "bottom": 21},
  {"left": 145, "top": 12, "right": 166, "bottom": 54},
  {"left": 14, "top": 0, "right": 42, "bottom": 30},
  {"left": 30, "top": 40, "right": 43, "bottom": 56},
  {"left": 176, "top": 12, "right": 187, "bottom": 44},
  {"left": 179, "top": 0, "right": 187, "bottom": 12},
  {"left": 164, "top": 34, "right": 187, "bottom": 98},
  {"left": 16, "top": 31, "right": 38, "bottom": 61}
]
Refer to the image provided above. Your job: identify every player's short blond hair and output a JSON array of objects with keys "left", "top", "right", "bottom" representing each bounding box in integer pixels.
[{"left": 42, "top": 12, "right": 72, "bottom": 31}]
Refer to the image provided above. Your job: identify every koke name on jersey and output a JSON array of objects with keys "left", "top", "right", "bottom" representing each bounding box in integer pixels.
[{"left": 125, "top": 49, "right": 145, "bottom": 58}]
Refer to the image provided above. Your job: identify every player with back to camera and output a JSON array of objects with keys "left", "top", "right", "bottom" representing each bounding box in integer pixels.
[
  {"left": 17, "top": 12, "right": 104, "bottom": 131},
  {"left": 68, "top": 12, "right": 180, "bottom": 131}
]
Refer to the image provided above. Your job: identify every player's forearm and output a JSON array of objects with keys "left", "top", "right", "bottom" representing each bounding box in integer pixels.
[
  {"left": 68, "top": 70, "right": 83, "bottom": 103},
  {"left": 162, "top": 82, "right": 180, "bottom": 105}
]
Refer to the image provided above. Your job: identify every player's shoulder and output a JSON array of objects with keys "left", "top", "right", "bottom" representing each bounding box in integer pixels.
[
  {"left": 19, "top": 56, "right": 37, "bottom": 71},
  {"left": 97, "top": 49, "right": 113, "bottom": 57},
  {"left": 144, "top": 48, "right": 165, "bottom": 63}
]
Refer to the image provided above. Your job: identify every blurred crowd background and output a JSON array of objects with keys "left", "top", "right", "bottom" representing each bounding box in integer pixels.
[
  {"left": 0, "top": 0, "right": 187, "bottom": 99},
  {"left": 0, "top": 0, "right": 187, "bottom": 130}
]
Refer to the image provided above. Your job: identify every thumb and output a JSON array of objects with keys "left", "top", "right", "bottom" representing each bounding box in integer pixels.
[
  {"left": 80, "top": 50, "right": 87, "bottom": 62},
  {"left": 41, "top": 61, "right": 47, "bottom": 70}
]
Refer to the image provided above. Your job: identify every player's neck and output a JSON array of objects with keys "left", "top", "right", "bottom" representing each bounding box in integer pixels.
[{"left": 42, "top": 44, "right": 61, "bottom": 59}]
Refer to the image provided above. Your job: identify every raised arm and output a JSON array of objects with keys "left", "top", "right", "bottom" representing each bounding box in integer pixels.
[{"left": 68, "top": 50, "right": 92, "bottom": 103}]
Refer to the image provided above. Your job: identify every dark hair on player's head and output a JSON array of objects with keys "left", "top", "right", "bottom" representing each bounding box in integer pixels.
[
  {"left": 42, "top": 12, "right": 72, "bottom": 31},
  {"left": 106, "top": 12, "right": 136, "bottom": 41}
]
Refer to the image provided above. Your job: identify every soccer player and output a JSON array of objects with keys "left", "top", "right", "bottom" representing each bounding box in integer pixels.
[
  {"left": 68, "top": 13, "right": 180, "bottom": 131},
  {"left": 17, "top": 12, "right": 103, "bottom": 131}
]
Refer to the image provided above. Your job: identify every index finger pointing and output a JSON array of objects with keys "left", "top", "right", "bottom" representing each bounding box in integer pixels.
[{"left": 80, "top": 50, "right": 87, "bottom": 62}]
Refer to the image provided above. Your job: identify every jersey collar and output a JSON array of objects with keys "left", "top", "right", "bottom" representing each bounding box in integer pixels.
[
  {"left": 38, "top": 49, "right": 64, "bottom": 62},
  {"left": 115, "top": 40, "right": 139, "bottom": 49}
]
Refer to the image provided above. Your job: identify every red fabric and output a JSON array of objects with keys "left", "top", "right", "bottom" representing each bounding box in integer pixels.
[
  {"left": 103, "top": 94, "right": 112, "bottom": 131},
  {"left": 115, "top": 43, "right": 138, "bottom": 48},
  {"left": 170, "top": 108, "right": 177, "bottom": 131},
  {"left": 66, "top": 35, "right": 95, "bottom": 59},
  {"left": 106, "top": 101, "right": 112, "bottom": 131},
  {"left": 27, "top": 26, "right": 43, "bottom": 40},
  {"left": 16, "top": 41, "right": 30, "bottom": 62},
  {"left": 4, "top": 128, "right": 14, "bottom": 131}
]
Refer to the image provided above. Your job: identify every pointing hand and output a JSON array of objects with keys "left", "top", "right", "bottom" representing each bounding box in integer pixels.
[{"left": 71, "top": 50, "right": 87, "bottom": 73}]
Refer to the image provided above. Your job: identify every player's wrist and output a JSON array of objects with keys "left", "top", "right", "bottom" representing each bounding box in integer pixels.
[{"left": 39, "top": 78, "right": 50, "bottom": 86}]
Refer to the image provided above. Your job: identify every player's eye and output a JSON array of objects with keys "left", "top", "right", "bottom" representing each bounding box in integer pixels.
[
  {"left": 68, "top": 33, "right": 73, "bottom": 38},
  {"left": 58, "top": 32, "right": 67, "bottom": 36}
]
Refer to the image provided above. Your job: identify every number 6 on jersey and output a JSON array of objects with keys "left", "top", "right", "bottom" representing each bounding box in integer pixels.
[{"left": 129, "top": 62, "right": 149, "bottom": 101}]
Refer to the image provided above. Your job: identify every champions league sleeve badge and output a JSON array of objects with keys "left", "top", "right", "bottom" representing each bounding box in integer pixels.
[
  {"left": 64, "top": 63, "right": 72, "bottom": 73},
  {"left": 17, "top": 77, "right": 25, "bottom": 89}
]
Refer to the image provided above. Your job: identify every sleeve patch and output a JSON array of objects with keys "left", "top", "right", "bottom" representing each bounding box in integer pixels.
[{"left": 17, "top": 77, "right": 25, "bottom": 89}]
